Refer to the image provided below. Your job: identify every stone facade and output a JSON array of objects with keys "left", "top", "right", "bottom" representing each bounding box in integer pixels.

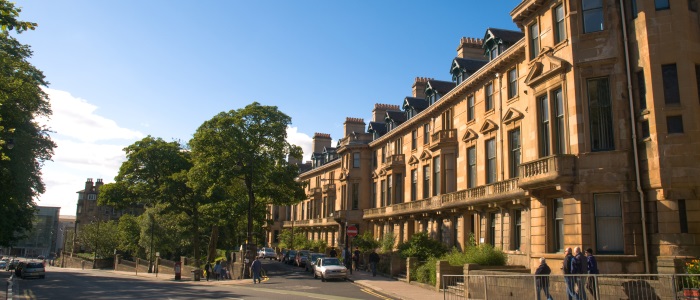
[{"left": 266, "top": 0, "right": 700, "bottom": 274}]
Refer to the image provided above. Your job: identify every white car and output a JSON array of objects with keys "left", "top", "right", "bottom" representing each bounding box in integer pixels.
[
  {"left": 313, "top": 257, "right": 348, "bottom": 282},
  {"left": 257, "top": 247, "right": 276, "bottom": 260}
]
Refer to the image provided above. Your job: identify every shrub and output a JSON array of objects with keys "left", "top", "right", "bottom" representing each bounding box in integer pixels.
[
  {"left": 397, "top": 232, "right": 448, "bottom": 261},
  {"left": 413, "top": 257, "right": 438, "bottom": 285},
  {"left": 380, "top": 232, "right": 396, "bottom": 253},
  {"left": 353, "top": 231, "right": 380, "bottom": 253},
  {"left": 686, "top": 259, "right": 700, "bottom": 288}
]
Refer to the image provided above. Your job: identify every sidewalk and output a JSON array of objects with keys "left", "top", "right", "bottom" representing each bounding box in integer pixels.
[{"left": 346, "top": 269, "right": 442, "bottom": 300}]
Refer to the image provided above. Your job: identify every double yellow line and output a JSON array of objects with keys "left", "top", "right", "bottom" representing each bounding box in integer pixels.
[
  {"left": 21, "top": 289, "right": 37, "bottom": 300},
  {"left": 360, "top": 287, "right": 393, "bottom": 300}
]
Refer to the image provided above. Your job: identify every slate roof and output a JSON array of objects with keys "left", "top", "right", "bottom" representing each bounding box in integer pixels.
[
  {"left": 452, "top": 58, "right": 488, "bottom": 74},
  {"left": 367, "top": 122, "right": 387, "bottom": 136},
  {"left": 485, "top": 28, "right": 524, "bottom": 45},
  {"left": 427, "top": 80, "right": 457, "bottom": 95},
  {"left": 403, "top": 97, "right": 429, "bottom": 112},
  {"left": 386, "top": 110, "right": 407, "bottom": 124}
]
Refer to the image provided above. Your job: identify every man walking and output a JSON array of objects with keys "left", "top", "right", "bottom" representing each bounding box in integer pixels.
[
  {"left": 535, "top": 257, "right": 553, "bottom": 300},
  {"left": 250, "top": 257, "right": 263, "bottom": 284},
  {"left": 563, "top": 247, "right": 575, "bottom": 300},
  {"left": 204, "top": 261, "right": 212, "bottom": 281},
  {"left": 571, "top": 247, "right": 588, "bottom": 300},
  {"left": 329, "top": 248, "right": 337, "bottom": 258},
  {"left": 352, "top": 247, "right": 361, "bottom": 271},
  {"left": 585, "top": 248, "right": 599, "bottom": 299},
  {"left": 368, "top": 249, "right": 380, "bottom": 277}
]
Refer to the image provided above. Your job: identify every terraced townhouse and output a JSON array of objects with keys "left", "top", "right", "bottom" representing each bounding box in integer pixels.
[{"left": 265, "top": 0, "right": 700, "bottom": 274}]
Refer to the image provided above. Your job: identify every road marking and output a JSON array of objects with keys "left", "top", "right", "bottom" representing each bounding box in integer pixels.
[
  {"left": 234, "top": 285, "right": 365, "bottom": 300},
  {"left": 360, "top": 288, "right": 394, "bottom": 300}
]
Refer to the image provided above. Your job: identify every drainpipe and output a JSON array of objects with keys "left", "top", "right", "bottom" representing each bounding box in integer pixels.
[
  {"left": 496, "top": 72, "right": 505, "bottom": 182},
  {"left": 619, "top": 0, "right": 649, "bottom": 274}
]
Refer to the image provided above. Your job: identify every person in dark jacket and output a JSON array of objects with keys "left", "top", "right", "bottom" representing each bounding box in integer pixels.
[
  {"left": 250, "top": 257, "right": 263, "bottom": 284},
  {"left": 329, "top": 248, "right": 337, "bottom": 258},
  {"left": 585, "top": 248, "right": 599, "bottom": 299},
  {"left": 571, "top": 247, "right": 588, "bottom": 300},
  {"left": 563, "top": 247, "right": 575, "bottom": 300},
  {"left": 368, "top": 250, "right": 380, "bottom": 277},
  {"left": 535, "top": 257, "right": 553, "bottom": 300},
  {"left": 204, "top": 262, "right": 212, "bottom": 281}
]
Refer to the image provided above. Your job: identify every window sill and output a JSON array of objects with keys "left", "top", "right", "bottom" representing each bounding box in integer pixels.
[
  {"left": 466, "top": 119, "right": 476, "bottom": 126},
  {"left": 507, "top": 95, "right": 520, "bottom": 104},
  {"left": 580, "top": 29, "right": 608, "bottom": 41},
  {"left": 485, "top": 109, "right": 495, "bottom": 117}
]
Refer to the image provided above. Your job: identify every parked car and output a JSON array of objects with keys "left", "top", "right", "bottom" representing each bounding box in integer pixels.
[
  {"left": 257, "top": 247, "right": 277, "bottom": 260},
  {"left": 0, "top": 260, "right": 7, "bottom": 270},
  {"left": 313, "top": 257, "right": 348, "bottom": 282},
  {"left": 6, "top": 259, "right": 20, "bottom": 271},
  {"left": 306, "top": 253, "right": 326, "bottom": 272},
  {"left": 284, "top": 250, "right": 297, "bottom": 265},
  {"left": 295, "top": 250, "right": 311, "bottom": 267},
  {"left": 278, "top": 250, "right": 288, "bottom": 262},
  {"left": 19, "top": 262, "right": 45, "bottom": 279}
]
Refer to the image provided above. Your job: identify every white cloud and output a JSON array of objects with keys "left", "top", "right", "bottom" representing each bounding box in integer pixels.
[
  {"left": 35, "top": 88, "right": 145, "bottom": 216},
  {"left": 286, "top": 126, "right": 312, "bottom": 161}
]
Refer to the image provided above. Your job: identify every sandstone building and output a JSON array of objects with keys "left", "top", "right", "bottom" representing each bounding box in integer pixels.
[{"left": 266, "top": 0, "right": 700, "bottom": 274}]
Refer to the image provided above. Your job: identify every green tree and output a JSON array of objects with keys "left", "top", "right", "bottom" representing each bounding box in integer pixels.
[
  {"left": 117, "top": 214, "right": 142, "bottom": 259},
  {"left": 0, "top": 0, "right": 55, "bottom": 247},
  {"left": 189, "top": 102, "right": 306, "bottom": 255},
  {"left": 76, "top": 220, "right": 119, "bottom": 259},
  {"left": 352, "top": 231, "right": 380, "bottom": 253},
  {"left": 396, "top": 232, "right": 448, "bottom": 261},
  {"left": 99, "top": 136, "right": 206, "bottom": 263}
]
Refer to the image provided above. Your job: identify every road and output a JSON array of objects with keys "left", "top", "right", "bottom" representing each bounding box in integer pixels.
[{"left": 4, "top": 259, "right": 394, "bottom": 300}]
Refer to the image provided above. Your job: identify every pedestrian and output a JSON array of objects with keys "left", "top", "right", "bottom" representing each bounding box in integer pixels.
[
  {"left": 562, "top": 247, "right": 575, "bottom": 300},
  {"left": 329, "top": 248, "right": 337, "bottom": 258},
  {"left": 368, "top": 249, "right": 380, "bottom": 277},
  {"left": 213, "top": 260, "right": 221, "bottom": 281},
  {"left": 204, "top": 262, "right": 212, "bottom": 281},
  {"left": 571, "top": 247, "right": 588, "bottom": 300},
  {"left": 250, "top": 256, "right": 263, "bottom": 284},
  {"left": 585, "top": 248, "right": 599, "bottom": 299},
  {"left": 535, "top": 257, "right": 553, "bottom": 300},
  {"left": 352, "top": 247, "right": 360, "bottom": 271}
]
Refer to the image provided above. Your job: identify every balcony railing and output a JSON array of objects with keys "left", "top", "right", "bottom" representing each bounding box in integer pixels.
[
  {"left": 323, "top": 183, "right": 336, "bottom": 194},
  {"left": 383, "top": 154, "right": 405, "bottom": 170},
  {"left": 430, "top": 129, "right": 457, "bottom": 150},
  {"left": 363, "top": 178, "right": 526, "bottom": 219},
  {"left": 518, "top": 154, "right": 576, "bottom": 191}
]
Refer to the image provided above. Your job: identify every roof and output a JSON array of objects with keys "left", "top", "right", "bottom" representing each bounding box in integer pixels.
[
  {"left": 485, "top": 28, "right": 524, "bottom": 45},
  {"left": 385, "top": 110, "right": 407, "bottom": 124},
  {"left": 426, "top": 80, "right": 456, "bottom": 95},
  {"left": 403, "top": 97, "right": 429, "bottom": 112},
  {"left": 367, "top": 122, "right": 387, "bottom": 136},
  {"left": 452, "top": 58, "right": 488, "bottom": 73}
]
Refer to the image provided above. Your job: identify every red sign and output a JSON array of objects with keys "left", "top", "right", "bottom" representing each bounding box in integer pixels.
[{"left": 347, "top": 225, "right": 358, "bottom": 237}]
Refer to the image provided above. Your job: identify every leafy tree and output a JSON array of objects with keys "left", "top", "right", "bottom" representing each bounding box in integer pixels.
[
  {"left": 352, "top": 231, "right": 380, "bottom": 253},
  {"left": 117, "top": 214, "right": 142, "bottom": 259},
  {"left": 380, "top": 232, "right": 396, "bottom": 253},
  {"left": 99, "top": 136, "right": 206, "bottom": 262},
  {"left": 0, "top": 0, "right": 55, "bottom": 247},
  {"left": 396, "top": 232, "right": 448, "bottom": 261},
  {"left": 76, "top": 220, "right": 119, "bottom": 259},
  {"left": 189, "top": 102, "right": 306, "bottom": 255}
]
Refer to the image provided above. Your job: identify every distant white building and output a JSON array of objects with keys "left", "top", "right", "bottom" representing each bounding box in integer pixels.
[{"left": 14, "top": 206, "right": 60, "bottom": 258}]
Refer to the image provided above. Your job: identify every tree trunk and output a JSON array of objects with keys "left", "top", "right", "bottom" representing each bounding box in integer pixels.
[
  {"left": 192, "top": 205, "right": 200, "bottom": 267},
  {"left": 207, "top": 225, "right": 218, "bottom": 263}
]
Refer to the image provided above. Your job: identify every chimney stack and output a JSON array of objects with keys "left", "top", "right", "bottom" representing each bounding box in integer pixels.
[
  {"left": 412, "top": 77, "right": 431, "bottom": 99},
  {"left": 372, "top": 103, "right": 401, "bottom": 123},
  {"left": 457, "top": 37, "right": 485, "bottom": 60},
  {"left": 344, "top": 117, "right": 366, "bottom": 137},
  {"left": 312, "top": 133, "right": 332, "bottom": 153}
]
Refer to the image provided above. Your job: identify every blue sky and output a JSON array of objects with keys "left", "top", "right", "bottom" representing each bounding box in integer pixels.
[{"left": 13, "top": 1, "right": 521, "bottom": 215}]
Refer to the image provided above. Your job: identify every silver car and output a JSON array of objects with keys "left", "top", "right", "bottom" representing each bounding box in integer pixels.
[
  {"left": 313, "top": 257, "right": 347, "bottom": 282},
  {"left": 20, "top": 262, "right": 45, "bottom": 279}
]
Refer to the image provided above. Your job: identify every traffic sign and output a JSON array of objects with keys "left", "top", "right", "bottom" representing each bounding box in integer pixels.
[{"left": 347, "top": 225, "right": 358, "bottom": 237}]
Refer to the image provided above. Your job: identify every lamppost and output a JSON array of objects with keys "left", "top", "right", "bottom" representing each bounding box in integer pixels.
[{"left": 148, "top": 212, "right": 155, "bottom": 273}]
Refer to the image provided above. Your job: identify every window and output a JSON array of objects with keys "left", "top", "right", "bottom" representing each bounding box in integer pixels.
[
  {"left": 509, "top": 129, "right": 521, "bottom": 179},
  {"left": 442, "top": 109, "right": 453, "bottom": 130},
  {"left": 553, "top": 88, "right": 566, "bottom": 154},
  {"left": 372, "top": 183, "right": 377, "bottom": 208},
  {"left": 380, "top": 180, "right": 386, "bottom": 207},
  {"left": 373, "top": 151, "right": 377, "bottom": 167},
  {"left": 467, "top": 147, "right": 477, "bottom": 188},
  {"left": 667, "top": 115, "right": 684, "bottom": 133},
  {"left": 641, "top": 120, "right": 650, "bottom": 139},
  {"left": 554, "top": 4, "right": 567, "bottom": 43},
  {"left": 387, "top": 175, "right": 392, "bottom": 206},
  {"left": 395, "top": 173, "right": 403, "bottom": 204},
  {"left": 594, "top": 193, "right": 624, "bottom": 253},
  {"left": 679, "top": 199, "right": 689, "bottom": 233},
  {"left": 353, "top": 152, "right": 360, "bottom": 168},
  {"left": 696, "top": 65, "right": 700, "bottom": 103},
  {"left": 655, "top": 0, "right": 670, "bottom": 10},
  {"left": 411, "top": 169, "right": 417, "bottom": 201},
  {"left": 637, "top": 70, "right": 647, "bottom": 110},
  {"left": 662, "top": 64, "right": 680, "bottom": 104},
  {"left": 587, "top": 78, "right": 615, "bottom": 151},
  {"left": 691, "top": 0, "right": 699, "bottom": 12},
  {"left": 352, "top": 183, "right": 359, "bottom": 210},
  {"left": 632, "top": 0, "right": 639, "bottom": 18},
  {"left": 489, "top": 44, "right": 499, "bottom": 61},
  {"left": 582, "top": 0, "right": 604, "bottom": 33},
  {"left": 433, "top": 157, "right": 440, "bottom": 196},
  {"left": 486, "top": 139, "right": 496, "bottom": 184},
  {"left": 274, "top": 230, "right": 279, "bottom": 243},
  {"left": 88, "top": 194, "right": 96, "bottom": 200},
  {"left": 529, "top": 22, "right": 539, "bottom": 59},
  {"left": 422, "top": 165, "right": 430, "bottom": 199},
  {"left": 508, "top": 68, "right": 518, "bottom": 99},
  {"left": 553, "top": 198, "right": 564, "bottom": 252},
  {"left": 411, "top": 130, "right": 417, "bottom": 150},
  {"left": 512, "top": 210, "right": 522, "bottom": 251},
  {"left": 381, "top": 146, "right": 386, "bottom": 163},
  {"left": 394, "top": 138, "right": 403, "bottom": 155},
  {"left": 485, "top": 83, "right": 494, "bottom": 111},
  {"left": 489, "top": 213, "right": 497, "bottom": 246},
  {"left": 423, "top": 124, "right": 430, "bottom": 144},
  {"left": 538, "top": 94, "right": 551, "bottom": 157},
  {"left": 467, "top": 95, "right": 475, "bottom": 121}
]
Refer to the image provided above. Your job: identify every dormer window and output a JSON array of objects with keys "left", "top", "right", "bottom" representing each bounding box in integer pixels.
[
  {"left": 427, "top": 91, "right": 441, "bottom": 105},
  {"left": 489, "top": 44, "right": 500, "bottom": 60},
  {"left": 454, "top": 71, "right": 465, "bottom": 84},
  {"left": 405, "top": 108, "right": 416, "bottom": 119},
  {"left": 88, "top": 194, "right": 97, "bottom": 200}
]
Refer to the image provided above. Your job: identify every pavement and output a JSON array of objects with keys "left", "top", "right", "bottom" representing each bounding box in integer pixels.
[{"left": 51, "top": 266, "right": 442, "bottom": 300}]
